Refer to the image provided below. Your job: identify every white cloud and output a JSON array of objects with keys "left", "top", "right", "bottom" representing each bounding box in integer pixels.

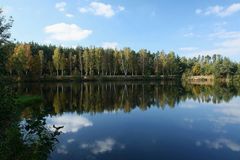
[
  {"left": 44, "top": 23, "right": 92, "bottom": 41},
  {"left": 46, "top": 112, "right": 93, "bottom": 133},
  {"left": 65, "top": 13, "right": 74, "bottom": 18},
  {"left": 180, "top": 47, "right": 198, "bottom": 52},
  {"left": 90, "top": 2, "right": 114, "bottom": 17},
  {"left": 79, "top": 7, "right": 88, "bottom": 13},
  {"left": 102, "top": 42, "right": 118, "bottom": 49},
  {"left": 205, "top": 5, "right": 223, "bottom": 16},
  {"left": 223, "top": 3, "right": 240, "bottom": 16},
  {"left": 219, "top": 38, "right": 240, "bottom": 48},
  {"left": 55, "top": 2, "right": 66, "bottom": 12},
  {"left": 190, "top": 47, "right": 240, "bottom": 58},
  {"left": 209, "top": 30, "right": 240, "bottom": 39},
  {"left": 79, "top": 1, "right": 124, "bottom": 18},
  {"left": 118, "top": 6, "right": 125, "bottom": 12},
  {"left": 183, "top": 29, "right": 240, "bottom": 58},
  {"left": 197, "top": 3, "right": 240, "bottom": 17},
  {"left": 204, "top": 30, "right": 240, "bottom": 56}
]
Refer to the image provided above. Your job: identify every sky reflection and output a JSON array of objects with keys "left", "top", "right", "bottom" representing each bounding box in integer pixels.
[
  {"left": 80, "top": 138, "right": 125, "bottom": 155},
  {"left": 46, "top": 112, "right": 93, "bottom": 133}
]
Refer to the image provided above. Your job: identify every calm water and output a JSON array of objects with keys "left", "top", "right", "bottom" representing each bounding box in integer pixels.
[{"left": 14, "top": 82, "right": 240, "bottom": 160}]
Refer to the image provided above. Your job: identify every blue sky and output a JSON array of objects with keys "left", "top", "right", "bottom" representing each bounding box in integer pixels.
[{"left": 1, "top": 0, "right": 240, "bottom": 60}]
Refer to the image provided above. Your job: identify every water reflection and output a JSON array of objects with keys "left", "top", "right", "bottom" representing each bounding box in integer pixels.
[
  {"left": 9, "top": 82, "right": 240, "bottom": 160},
  {"left": 80, "top": 138, "right": 125, "bottom": 155},
  {"left": 14, "top": 82, "right": 240, "bottom": 115},
  {"left": 46, "top": 112, "right": 93, "bottom": 133},
  {"left": 196, "top": 138, "right": 240, "bottom": 152},
  {"left": 212, "top": 101, "right": 240, "bottom": 127}
]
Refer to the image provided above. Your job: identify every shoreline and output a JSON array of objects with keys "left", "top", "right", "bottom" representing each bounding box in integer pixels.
[
  {"left": 1, "top": 75, "right": 181, "bottom": 83},
  {"left": 1, "top": 75, "right": 239, "bottom": 84}
]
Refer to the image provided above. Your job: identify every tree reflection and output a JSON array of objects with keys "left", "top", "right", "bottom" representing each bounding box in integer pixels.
[
  {"left": 14, "top": 82, "right": 240, "bottom": 115},
  {"left": 0, "top": 84, "right": 62, "bottom": 160}
]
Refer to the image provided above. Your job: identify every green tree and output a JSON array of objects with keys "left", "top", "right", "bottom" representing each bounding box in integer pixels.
[
  {"left": 159, "top": 51, "right": 167, "bottom": 76},
  {"left": 167, "top": 51, "right": 176, "bottom": 76},
  {"left": 113, "top": 49, "right": 120, "bottom": 75},
  {"left": 120, "top": 48, "right": 132, "bottom": 76},
  {"left": 38, "top": 50, "right": 44, "bottom": 76},
  {"left": 30, "top": 54, "right": 41, "bottom": 78},
  {"left": 95, "top": 48, "right": 103, "bottom": 75},
  {"left": 83, "top": 48, "right": 90, "bottom": 76},
  {"left": 59, "top": 52, "right": 66, "bottom": 76},
  {"left": 68, "top": 52, "right": 73, "bottom": 75},
  {"left": 139, "top": 49, "right": 148, "bottom": 76},
  {"left": 88, "top": 48, "right": 95, "bottom": 75},
  {"left": 77, "top": 46, "right": 83, "bottom": 76},
  {"left": 0, "top": 9, "right": 13, "bottom": 45},
  {"left": 154, "top": 52, "right": 160, "bottom": 75}
]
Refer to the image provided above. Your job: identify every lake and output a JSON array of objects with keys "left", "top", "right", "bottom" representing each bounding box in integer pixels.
[{"left": 12, "top": 82, "right": 240, "bottom": 160}]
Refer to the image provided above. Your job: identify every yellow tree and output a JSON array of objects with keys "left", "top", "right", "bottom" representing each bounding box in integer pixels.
[
  {"left": 52, "top": 48, "right": 61, "bottom": 76},
  {"left": 192, "top": 63, "right": 201, "bottom": 76},
  {"left": 10, "top": 44, "right": 32, "bottom": 76}
]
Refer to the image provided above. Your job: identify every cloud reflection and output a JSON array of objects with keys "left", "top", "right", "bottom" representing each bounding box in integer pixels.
[
  {"left": 80, "top": 138, "right": 124, "bottom": 155},
  {"left": 46, "top": 112, "right": 93, "bottom": 133},
  {"left": 67, "top": 138, "right": 75, "bottom": 143},
  {"left": 211, "top": 101, "right": 240, "bottom": 127},
  {"left": 57, "top": 145, "right": 68, "bottom": 154},
  {"left": 196, "top": 138, "right": 240, "bottom": 152}
]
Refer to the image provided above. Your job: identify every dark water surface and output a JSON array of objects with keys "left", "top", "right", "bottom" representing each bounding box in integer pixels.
[{"left": 14, "top": 82, "right": 240, "bottom": 160}]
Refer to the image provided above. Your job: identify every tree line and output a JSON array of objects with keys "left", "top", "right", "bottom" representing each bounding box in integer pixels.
[
  {"left": 2, "top": 42, "right": 184, "bottom": 78},
  {"left": 2, "top": 42, "right": 240, "bottom": 79}
]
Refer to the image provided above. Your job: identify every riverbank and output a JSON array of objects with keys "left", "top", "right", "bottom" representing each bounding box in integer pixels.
[
  {"left": 0, "top": 75, "right": 181, "bottom": 82},
  {"left": 2, "top": 75, "right": 240, "bottom": 84}
]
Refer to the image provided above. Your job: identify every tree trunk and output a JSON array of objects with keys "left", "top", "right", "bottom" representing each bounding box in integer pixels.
[{"left": 79, "top": 52, "right": 82, "bottom": 77}]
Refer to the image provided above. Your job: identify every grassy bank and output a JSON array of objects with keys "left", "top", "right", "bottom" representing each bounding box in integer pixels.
[{"left": 15, "top": 95, "right": 43, "bottom": 107}]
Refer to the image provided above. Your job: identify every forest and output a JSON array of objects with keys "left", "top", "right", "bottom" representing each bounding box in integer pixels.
[{"left": 1, "top": 42, "right": 240, "bottom": 81}]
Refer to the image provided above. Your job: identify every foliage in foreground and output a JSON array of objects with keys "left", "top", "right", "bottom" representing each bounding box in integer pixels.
[{"left": 0, "top": 83, "right": 62, "bottom": 160}]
